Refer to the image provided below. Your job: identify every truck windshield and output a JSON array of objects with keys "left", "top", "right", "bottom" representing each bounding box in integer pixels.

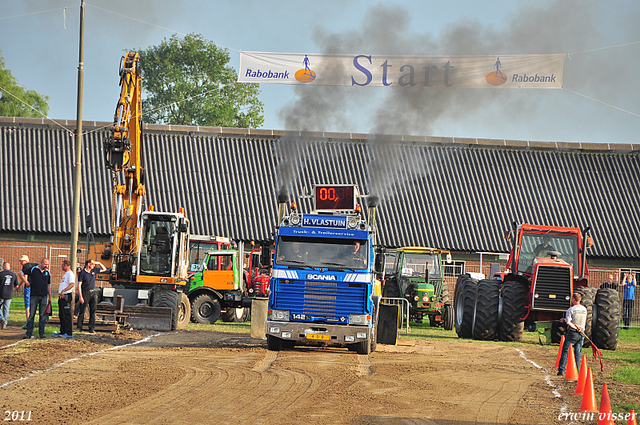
[
  {"left": 275, "top": 236, "right": 368, "bottom": 270},
  {"left": 401, "top": 253, "right": 442, "bottom": 279},
  {"left": 517, "top": 233, "right": 579, "bottom": 275}
]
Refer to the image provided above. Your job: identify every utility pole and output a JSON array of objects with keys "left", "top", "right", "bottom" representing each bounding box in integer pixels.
[{"left": 70, "top": 0, "right": 85, "bottom": 308}]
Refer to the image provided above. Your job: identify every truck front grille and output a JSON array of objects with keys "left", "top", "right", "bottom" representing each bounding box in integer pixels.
[
  {"left": 274, "top": 279, "right": 366, "bottom": 321},
  {"left": 532, "top": 265, "right": 572, "bottom": 311}
]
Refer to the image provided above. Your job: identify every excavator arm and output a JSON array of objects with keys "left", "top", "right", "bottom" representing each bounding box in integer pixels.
[{"left": 103, "top": 52, "right": 146, "bottom": 280}]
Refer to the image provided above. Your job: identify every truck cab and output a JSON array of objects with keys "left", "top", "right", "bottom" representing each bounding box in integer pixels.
[{"left": 266, "top": 184, "right": 383, "bottom": 354}]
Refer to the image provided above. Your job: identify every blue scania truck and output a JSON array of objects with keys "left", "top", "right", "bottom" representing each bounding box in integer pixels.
[{"left": 266, "top": 184, "right": 385, "bottom": 354}]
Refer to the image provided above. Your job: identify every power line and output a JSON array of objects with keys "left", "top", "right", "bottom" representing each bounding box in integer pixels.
[
  {"left": 0, "top": 85, "right": 74, "bottom": 136},
  {"left": 0, "top": 6, "right": 73, "bottom": 22},
  {"left": 85, "top": 3, "right": 239, "bottom": 53}
]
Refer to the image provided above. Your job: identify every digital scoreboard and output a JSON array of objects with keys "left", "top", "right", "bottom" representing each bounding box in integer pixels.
[{"left": 314, "top": 184, "right": 356, "bottom": 211}]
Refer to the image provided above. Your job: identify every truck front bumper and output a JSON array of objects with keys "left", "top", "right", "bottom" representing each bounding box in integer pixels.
[{"left": 266, "top": 321, "right": 372, "bottom": 345}]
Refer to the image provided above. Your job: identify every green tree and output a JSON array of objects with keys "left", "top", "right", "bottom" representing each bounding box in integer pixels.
[
  {"left": 0, "top": 51, "right": 49, "bottom": 118},
  {"left": 137, "top": 33, "right": 264, "bottom": 128}
]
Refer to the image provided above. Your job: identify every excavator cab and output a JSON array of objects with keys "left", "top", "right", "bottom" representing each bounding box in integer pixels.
[{"left": 137, "top": 212, "right": 189, "bottom": 279}]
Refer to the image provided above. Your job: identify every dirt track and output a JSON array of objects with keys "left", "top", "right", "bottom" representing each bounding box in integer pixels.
[{"left": 0, "top": 327, "right": 589, "bottom": 424}]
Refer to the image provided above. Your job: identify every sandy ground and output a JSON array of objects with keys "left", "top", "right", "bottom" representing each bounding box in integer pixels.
[{"left": 0, "top": 326, "right": 611, "bottom": 424}]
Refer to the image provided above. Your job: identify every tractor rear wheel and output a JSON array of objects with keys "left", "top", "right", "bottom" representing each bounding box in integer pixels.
[
  {"left": 473, "top": 280, "right": 500, "bottom": 340},
  {"left": 440, "top": 281, "right": 450, "bottom": 305},
  {"left": 221, "top": 307, "right": 250, "bottom": 323},
  {"left": 442, "top": 303, "right": 454, "bottom": 331},
  {"left": 383, "top": 277, "right": 401, "bottom": 298},
  {"left": 593, "top": 288, "right": 620, "bottom": 350},
  {"left": 574, "top": 286, "right": 596, "bottom": 344},
  {"left": 454, "top": 276, "right": 477, "bottom": 338},
  {"left": 499, "top": 280, "right": 528, "bottom": 342}
]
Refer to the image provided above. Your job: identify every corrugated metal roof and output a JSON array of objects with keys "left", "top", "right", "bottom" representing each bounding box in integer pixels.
[{"left": 1, "top": 117, "right": 639, "bottom": 259}]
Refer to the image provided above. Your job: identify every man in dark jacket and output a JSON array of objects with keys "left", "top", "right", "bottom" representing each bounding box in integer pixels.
[
  {"left": 0, "top": 262, "right": 19, "bottom": 329},
  {"left": 77, "top": 259, "right": 106, "bottom": 333},
  {"left": 23, "top": 258, "right": 52, "bottom": 339}
]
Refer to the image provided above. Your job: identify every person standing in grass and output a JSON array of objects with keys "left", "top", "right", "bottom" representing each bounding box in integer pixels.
[
  {"left": 0, "top": 262, "right": 19, "bottom": 329},
  {"left": 622, "top": 272, "right": 636, "bottom": 330},
  {"left": 17, "top": 255, "right": 38, "bottom": 328},
  {"left": 23, "top": 258, "right": 52, "bottom": 339},
  {"left": 57, "top": 260, "right": 75, "bottom": 338}
]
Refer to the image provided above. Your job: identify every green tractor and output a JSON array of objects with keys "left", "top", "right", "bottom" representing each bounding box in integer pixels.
[{"left": 383, "top": 247, "right": 454, "bottom": 330}]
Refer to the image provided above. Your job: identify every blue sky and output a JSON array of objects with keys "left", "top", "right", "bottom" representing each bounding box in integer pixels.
[{"left": 1, "top": 0, "right": 638, "bottom": 143}]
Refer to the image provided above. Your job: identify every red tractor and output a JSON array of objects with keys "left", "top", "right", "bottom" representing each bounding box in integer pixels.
[
  {"left": 245, "top": 246, "right": 272, "bottom": 298},
  {"left": 454, "top": 223, "right": 620, "bottom": 350}
]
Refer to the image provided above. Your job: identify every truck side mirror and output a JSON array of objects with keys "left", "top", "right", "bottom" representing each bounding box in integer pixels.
[{"left": 374, "top": 253, "right": 384, "bottom": 274}]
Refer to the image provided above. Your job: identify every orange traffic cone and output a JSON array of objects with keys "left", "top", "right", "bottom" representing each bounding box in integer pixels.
[
  {"left": 573, "top": 354, "right": 588, "bottom": 395},
  {"left": 553, "top": 335, "right": 565, "bottom": 369},
  {"left": 578, "top": 368, "right": 598, "bottom": 413},
  {"left": 598, "top": 383, "right": 614, "bottom": 425},
  {"left": 565, "top": 345, "right": 579, "bottom": 381},
  {"left": 628, "top": 409, "right": 637, "bottom": 425}
]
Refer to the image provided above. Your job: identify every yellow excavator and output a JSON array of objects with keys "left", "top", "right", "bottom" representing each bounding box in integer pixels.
[{"left": 90, "top": 52, "right": 191, "bottom": 331}]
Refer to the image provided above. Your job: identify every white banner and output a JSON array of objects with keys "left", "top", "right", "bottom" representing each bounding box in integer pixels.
[{"left": 239, "top": 52, "right": 566, "bottom": 89}]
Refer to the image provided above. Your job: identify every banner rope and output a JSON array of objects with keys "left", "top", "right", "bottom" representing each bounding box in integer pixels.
[{"left": 563, "top": 88, "right": 640, "bottom": 119}]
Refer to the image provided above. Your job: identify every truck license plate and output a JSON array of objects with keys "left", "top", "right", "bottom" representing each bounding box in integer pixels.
[{"left": 306, "top": 334, "right": 330, "bottom": 341}]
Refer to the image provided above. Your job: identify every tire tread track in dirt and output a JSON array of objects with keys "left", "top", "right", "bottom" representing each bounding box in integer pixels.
[
  {"left": 356, "top": 354, "right": 372, "bottom": 376},
  {"left": 252, "top": 350, "right": 278, "bottom": 372}
]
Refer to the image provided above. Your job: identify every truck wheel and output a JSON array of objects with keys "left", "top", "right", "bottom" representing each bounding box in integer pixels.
[
  {"left": 442, "top": 303, "right": 454, "bottom": 331},
  {"left": 267, "top": 334, "right": 282, "bottom": 351},
  {"left": 356, "top": 338, "right": 371, "bottom": 355},
  {"left": 455, "top": 276, "right": 477, "bottom": 338},
  {"left": 499, "top": 281, "right": 528, "bottom": 342},
  {"left": 592, "top": 288, "right": 620, "bottom": 350},
  {"left": 191, "top": 294, "right": 221, "bottom": 324},
  {"left": 177, "top": 293, "right": 191, "bottom": 330},
  {"left": 222, "top": 307, "right": 250, "bottom": 323},
  {"left": 574, "top": 286, "right": 596, "bottom": 343},
  {"left": 152, "top": 290, "right": 182, "bottom": 331},
  {"left": 473, "top": 280, "right": 500, "bottom": 340}
]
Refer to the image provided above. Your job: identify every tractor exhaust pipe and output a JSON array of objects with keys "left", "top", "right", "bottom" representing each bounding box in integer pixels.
[{"left": 579, "top": 226, "right": 591, "bottom": 281}]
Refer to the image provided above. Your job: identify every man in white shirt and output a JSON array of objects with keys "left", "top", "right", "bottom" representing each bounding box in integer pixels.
[
  {"left": 557, "top": 292, "right": 588, "bottom": 376},
  {"left": 57, "top": 260, "right": 75, "bottom": 338}
]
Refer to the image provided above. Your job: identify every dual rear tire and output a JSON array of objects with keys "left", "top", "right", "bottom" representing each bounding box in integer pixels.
[{"left": 454, "top": 275, "right": 527, "bottom": 342}]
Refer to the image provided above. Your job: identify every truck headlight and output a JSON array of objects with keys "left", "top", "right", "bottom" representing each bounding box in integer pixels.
[
  {"left": 347, "top": 217, "right": 359, "bottom": 229},
  {"left": 357, "top": 332, "right": 367, "bottom": 339},
  {"left": 290, "top": 215, "right": 301, "bottom": 225},
  {"left": 271, "top": 310, "right": 290, "bottom": 321},
  {"left": 345, "top": 335, "right": 355, "bottom": 342},
  {"left": 349, "top": 314, "right": 371, "bottom": 325}
]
